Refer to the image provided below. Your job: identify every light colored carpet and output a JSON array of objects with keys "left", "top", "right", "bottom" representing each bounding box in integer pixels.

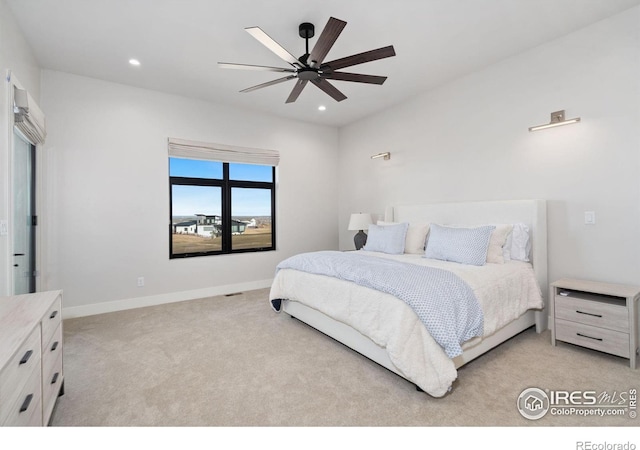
[{"left": 51, "top": 288, "right": 638, "bottom": 427}]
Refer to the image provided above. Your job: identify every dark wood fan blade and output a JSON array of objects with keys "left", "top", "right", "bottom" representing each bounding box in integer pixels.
[
  {"left": 218, "top": 62, "right": 296, "bottom": 73},
  {"left": 308, "top": 17, "right": 347, "bottom": 67},
  {"left": 310, "top": 78, "right": 347, "bottom": 102},
  {"left": 285, "top": 79, "right": 308, "bottom": 103},
  {"left": 320, "top": 45, "right": 396, "bottom": 71},
  {"left": 240, "top": 75, "right": 296, "bottom": 93},
  {"left": 245, "top": 27, "right": 304, "bottom": 67},
  {"left": 322, "top": 72, "right": 387, "bottom": 85}
]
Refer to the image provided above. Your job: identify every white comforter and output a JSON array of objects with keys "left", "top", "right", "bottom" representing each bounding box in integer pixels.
[{"left": 269, "top": 251, "right": 544, "bottom": 397}]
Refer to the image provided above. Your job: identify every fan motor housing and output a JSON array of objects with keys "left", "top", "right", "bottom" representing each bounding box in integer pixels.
[{"left": 297, "top": 68, "right": 320, "bottom": 81}]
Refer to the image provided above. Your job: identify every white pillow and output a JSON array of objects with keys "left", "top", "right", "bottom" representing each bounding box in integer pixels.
[
  {"left": 424, "top": 224, "right": 495, "bottom": 266},
  {"left": 363, "top": 222, "right": 409, "bottom": 255},
  {"left": 377, "top": 221, "right": 430, "bottom": 254},
  {"left": 504, "top": 223, "right": 531, "bottom": 262},
  {"left": 486, "top": 224, "right": 514, "bottom": 264}
]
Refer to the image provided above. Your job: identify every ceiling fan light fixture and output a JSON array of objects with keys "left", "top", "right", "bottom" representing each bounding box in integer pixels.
[{"left": 218, "top": 17, "right": 396, "bottom": 104}]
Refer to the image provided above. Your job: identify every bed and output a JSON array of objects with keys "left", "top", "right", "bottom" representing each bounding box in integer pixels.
[{"left": 269, "top": 199, "right": 548, "bottom": 397}]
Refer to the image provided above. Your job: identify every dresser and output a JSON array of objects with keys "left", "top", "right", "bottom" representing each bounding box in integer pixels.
[
  {"left": 0, "top": 290, "right": 64, "bottom": 426},
  {"left": 550, "top": 278, "right": 639, "bottom": 369}
]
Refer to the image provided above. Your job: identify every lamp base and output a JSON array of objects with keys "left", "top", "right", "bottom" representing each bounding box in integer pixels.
[{"left": 353, "top": 230, "right": 367, "bottom": 250}]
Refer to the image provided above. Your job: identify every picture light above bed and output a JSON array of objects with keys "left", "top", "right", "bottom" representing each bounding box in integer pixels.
[
  {"left": 528, "top": 109, "right": 581, "bottom": 132},
  {"left": 348, "top": 213, "right": 373, "bottom": 250},
  {"left": 371, "top": 152, "right": 390, "bottom": 160}
]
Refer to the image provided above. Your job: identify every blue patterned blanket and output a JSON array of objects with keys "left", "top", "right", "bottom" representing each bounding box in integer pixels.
[{"left": 273, "top": 251, "right": 484, "bottom": 358}]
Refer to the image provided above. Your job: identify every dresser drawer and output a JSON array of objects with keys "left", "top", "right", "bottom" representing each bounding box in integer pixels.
[
  {"left": 555, "top": 295, "right": 628, "bottom": 333},
  {"left": 0, "top": 290, "right": 64, "bottom": 427},
  {"left": 555, "top": 318, "right": 630, "bottom": 358},
  {"left": 4, "top": 397, "right": 42, "bottom": 427},
  {"left": 42, "top": 352, "right": 63, "bottom": 426},
  {"left": 1, "top": 358, "right": 42, "bottom": 426},
  {"left": 41, "top": 295, "right": 62, "bottom": 347},
  {"left": 42, "top": 324, "right": 63, "bottom": 379},
  {"left": 0, "top": 326, "right": 41, "bottom": 423}
]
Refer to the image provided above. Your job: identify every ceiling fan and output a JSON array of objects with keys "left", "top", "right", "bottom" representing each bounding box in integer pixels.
[{"left": 218, "top": 17, "right": 396, "bottom": 103}]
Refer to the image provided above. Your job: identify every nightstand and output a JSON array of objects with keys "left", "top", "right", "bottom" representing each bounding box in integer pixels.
[{"left": 550, "top": 278, "right": 640, "bottom": 369}]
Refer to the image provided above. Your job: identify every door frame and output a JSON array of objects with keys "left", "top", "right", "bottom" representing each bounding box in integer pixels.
[{"left": 6, "top": 71, "right": 44, "bottom": 294}]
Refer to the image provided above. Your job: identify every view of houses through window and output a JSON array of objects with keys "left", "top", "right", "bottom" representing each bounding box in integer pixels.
[{"left": 169, "top": 158, "right": 275, "bottom": 257}]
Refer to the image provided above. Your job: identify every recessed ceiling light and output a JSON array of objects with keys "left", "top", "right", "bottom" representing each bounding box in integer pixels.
[
  {"left": 129, "top": 59, "right": 141, "bottom": 66},
  {"left": 318, "top": 105, "right": 326, "bottom": 111}
]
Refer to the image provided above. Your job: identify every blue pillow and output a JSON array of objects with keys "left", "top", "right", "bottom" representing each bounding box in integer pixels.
[
  {"left": 363, "top": 222, "right": 409, "bottom": 254},
  {"left": 424, "top": 224, "right": 495, "bottom": 266}
]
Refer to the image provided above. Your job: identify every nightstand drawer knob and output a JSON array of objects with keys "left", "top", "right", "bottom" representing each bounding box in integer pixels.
[
  {"left": 576, "top": 310, "right": 602, "bottom": 318},
  {"left": 577, "top": 332, "right": 603, "bottom": 342},
  {"left": 50, "top": 310, "right": 58, "bottom": 319}
]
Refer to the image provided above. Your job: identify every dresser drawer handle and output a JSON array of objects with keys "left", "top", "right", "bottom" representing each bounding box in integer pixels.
[
  {"left": 50, "top": 310, "right": 58, "bottom": 319},
  {"left": 19, "top": 350, "right": 33, "bottom": 365},
  {"left": 576, "top": 310, "right": 602, "bottom": 318},
  {"left": 51, "top": 372, "right": 59, "bottom": 385},
  {"left": 19, "top": 394, "right": 33, "bottom": 413},
  {"left": 577, "top": 333, "right": 603, "bottom": 342},
  {"left": 51, "top": 341, "right": 59, "bottom": 352}
]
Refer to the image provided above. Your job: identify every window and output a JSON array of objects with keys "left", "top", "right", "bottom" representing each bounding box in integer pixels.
[{"left": 169, "top": 153, "right": 276, "bottom": 258}]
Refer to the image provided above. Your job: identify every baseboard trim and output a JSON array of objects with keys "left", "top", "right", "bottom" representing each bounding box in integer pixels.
[{"left": 62, "top": 279, "right": 273, "bottom": 319}]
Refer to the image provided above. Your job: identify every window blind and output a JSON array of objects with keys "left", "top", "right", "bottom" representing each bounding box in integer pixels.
[
  {"left": 168, "top": 137, "right": 279, "bottom": 166},
  {"left": 13, "top": 86, "right": 46, "bottom": 145}
]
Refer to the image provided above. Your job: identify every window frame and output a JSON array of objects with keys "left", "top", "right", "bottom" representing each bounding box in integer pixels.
[{"left": 169, "top": 161, "right": 276, "bottom": 258}]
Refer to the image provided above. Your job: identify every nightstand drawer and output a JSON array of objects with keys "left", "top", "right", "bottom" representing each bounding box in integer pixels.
[
  {"left": 555, "top": 318, "right": 630, "bottom": 358},
  {"left": 555, "top": 295, "right": 628, "bottom": 333}
]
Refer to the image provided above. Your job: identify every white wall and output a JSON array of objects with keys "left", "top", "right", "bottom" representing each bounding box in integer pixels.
[
  {"left": 7, "top": 3, "right": 639, "bottom": 315},
  {"left": 338, "top": 7, "right": 640, "bottom": 287},
  {"left": 40, "top": 71, "right": 339, "bottom": 315},
  {"left": 0, "top": 0, "right": 41, "bottom": 296}
]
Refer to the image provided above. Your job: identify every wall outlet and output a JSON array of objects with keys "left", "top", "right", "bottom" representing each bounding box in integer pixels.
[
  {"left": 584, "top": 211, "right": 596, "bottom": 225},
  {"left": 0, "top": 220, "right": 7, "bottom": 236},
  {"left": 137, "top": 277, "right": 144, "bottom": 287}
]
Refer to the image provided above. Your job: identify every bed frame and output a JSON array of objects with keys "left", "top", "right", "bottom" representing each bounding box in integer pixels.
[{"left": 282, "top": 199, "right": 548, "bottom": 381}]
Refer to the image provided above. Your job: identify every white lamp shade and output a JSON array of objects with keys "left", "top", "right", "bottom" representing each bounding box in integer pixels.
[{"left": 348, "top": 213, "right": 373, "bottom": 231}]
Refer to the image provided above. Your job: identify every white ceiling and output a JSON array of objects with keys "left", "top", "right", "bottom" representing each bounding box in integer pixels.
[{"left": 6, "top": 0, "right": 640, "bottom": 127}]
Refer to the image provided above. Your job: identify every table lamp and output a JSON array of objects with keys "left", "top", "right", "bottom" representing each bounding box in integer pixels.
[{"left": 348, "top": 213, "right": 373, "bottom": 250}]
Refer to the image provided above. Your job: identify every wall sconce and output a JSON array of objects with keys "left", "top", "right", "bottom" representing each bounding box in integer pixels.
[
  {"left": 528, "top": 110, "right": 580, "bottom": 132},
  {"left": 371, "top": 152, "right": 391, "bottom": 160}
]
